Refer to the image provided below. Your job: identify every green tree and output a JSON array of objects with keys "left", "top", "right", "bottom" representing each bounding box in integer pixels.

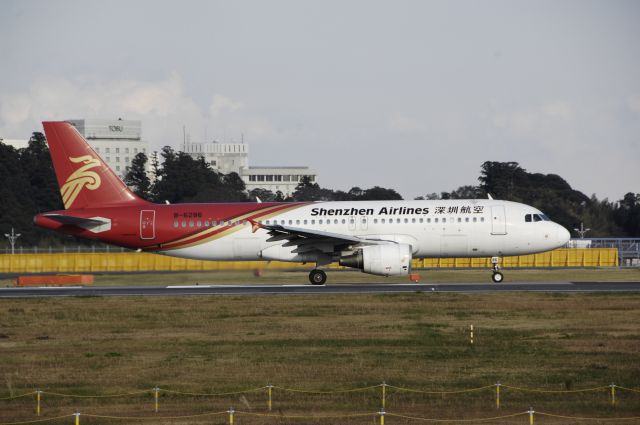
[{"left": 123, "top": 152, "right": 151, "bottom": 199}]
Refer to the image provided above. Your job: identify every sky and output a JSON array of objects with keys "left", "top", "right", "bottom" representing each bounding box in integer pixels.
[{"left": 1, "top": 0, "right": 638, "bottom": 201}]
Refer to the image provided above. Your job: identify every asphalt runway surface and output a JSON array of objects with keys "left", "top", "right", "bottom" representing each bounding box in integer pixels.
[{"left": 1, "top": 282, "right": 640, "bottom": 298}]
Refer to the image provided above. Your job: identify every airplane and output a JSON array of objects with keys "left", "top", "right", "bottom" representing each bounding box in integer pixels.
[{"left": 34, "top": 121, "right": 571, "bottom": 285}]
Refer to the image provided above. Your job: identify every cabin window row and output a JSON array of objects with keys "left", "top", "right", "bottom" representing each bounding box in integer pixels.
[{"left": 172, "top": 216, "right": 487, "bottom": 229}]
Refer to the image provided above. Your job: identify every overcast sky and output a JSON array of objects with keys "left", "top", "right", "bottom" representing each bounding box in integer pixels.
[{"left": 1, "top": 0, "right": 638, "bottom": 201}]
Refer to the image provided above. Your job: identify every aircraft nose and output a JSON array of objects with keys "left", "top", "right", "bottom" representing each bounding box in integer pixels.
[{"left": 556, "top": 224, "right": 570, "bottom": 247}]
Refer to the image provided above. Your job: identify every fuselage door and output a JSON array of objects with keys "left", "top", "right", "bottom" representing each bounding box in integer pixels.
[
  {"left": 490, "top": 205, "right": 507, "bottom": 235},
  {"left": 140, "top": 210, "right": 156, "bottom": 240}
]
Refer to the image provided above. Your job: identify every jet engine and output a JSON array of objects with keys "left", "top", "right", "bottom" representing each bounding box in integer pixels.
[{"left": 339, "top": 244, "right": 412, "bottom": 276}]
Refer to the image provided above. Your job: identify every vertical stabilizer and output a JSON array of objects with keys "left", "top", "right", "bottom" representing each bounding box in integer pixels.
[{"left": 42, "top": 121, "right": 150, "bottom": 209}]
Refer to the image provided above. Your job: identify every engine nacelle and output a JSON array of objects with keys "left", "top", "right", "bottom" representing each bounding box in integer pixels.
[{"left": 339, "top": 244, "right": 412, "bottom": 276}]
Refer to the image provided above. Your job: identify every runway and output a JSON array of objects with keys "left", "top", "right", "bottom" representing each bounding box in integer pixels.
[{"left": 1, "top": 282, "right": 640, "bottom": 298}]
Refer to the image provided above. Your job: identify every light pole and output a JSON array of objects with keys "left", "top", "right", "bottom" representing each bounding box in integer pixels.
[
  {"left": 573, "top": 222, "right": 590, "bottom": 239},
  {"left": 4, "top": 227, "right": 21, "bottom": 254}
]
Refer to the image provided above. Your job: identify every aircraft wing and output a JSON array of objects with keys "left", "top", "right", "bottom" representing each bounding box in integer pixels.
[{"left": 251, "top": 220, "right": 394, "bottom": 264}]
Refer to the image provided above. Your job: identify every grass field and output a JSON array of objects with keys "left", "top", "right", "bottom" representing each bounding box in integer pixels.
[{"left": 1, "top": 274, "right": 640, "bottom": 424}]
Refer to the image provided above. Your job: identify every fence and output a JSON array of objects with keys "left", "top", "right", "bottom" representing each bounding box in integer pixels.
[
  {"left": 0, "top": 248, "right": 619, "bottom": 274},
  {"left": 2, "top": 382, "right": 639, "bottom": 424}
]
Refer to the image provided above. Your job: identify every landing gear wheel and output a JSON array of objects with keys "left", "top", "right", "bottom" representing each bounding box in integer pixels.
[
  {"left": 309, "top": 269, "right": 327, "bottom": 285},
  {"left": 492, "top": 272, "right": 504, "bottom": 283}
]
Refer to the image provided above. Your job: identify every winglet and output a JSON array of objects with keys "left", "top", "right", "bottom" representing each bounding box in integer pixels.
[{"left": 248, "top": 219, "right": 263, "bottom": 234}]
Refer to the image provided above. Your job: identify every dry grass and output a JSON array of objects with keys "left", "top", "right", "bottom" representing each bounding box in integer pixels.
[{"left": 1, "top": 292, "right": 640, "bottom": 424}]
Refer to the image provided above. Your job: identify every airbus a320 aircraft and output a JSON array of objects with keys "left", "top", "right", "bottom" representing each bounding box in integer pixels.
[{"left": 35, "top": 122, "right": 570, "bottom": 284}]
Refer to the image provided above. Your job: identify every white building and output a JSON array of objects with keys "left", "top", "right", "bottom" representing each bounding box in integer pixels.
[
  {"left": 241, "top": 166, "right": 317, "bottom": 197},
  {"left": 181, "top": 141, "right": 248, "bottom": 175},
  {"left": 182, "top": 140, "right": 318, "bottom": 196},
  {"left": 68, "top": 119, "right": 149, "bottom": 178}
]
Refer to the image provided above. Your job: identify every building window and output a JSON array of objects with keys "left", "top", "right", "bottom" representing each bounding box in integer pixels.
[
  {"left": 105, "top": 148, "right": 110, "bottom": 153},
  {"left": 116, "top": 166, "right": 120, "bottom": 171},
  {"left": 283, "top": 175, "right": 291, "bottom": 182},
  {"left": 125, "top": 148, "right": 129, "bottom": 154},
  {"left": 266, "top": 175, "right": 274, "bottom": 181},
  {"left": 116, "top": 157, "right": 120, "bottom": 162},
  {"left": 257, "top": 175, "right": 265, "bottom": 181},
  {"left": 308, "top": 175, "right": 315, "bottom": 182},
  {"left": 249, "top": 175, "right": 256, "bottom": 182},
  {"left": 134, "top": 148, "right": 138, "bottom": 153},
  {"left": 116, "top": 148, "right": 120, "bottom": 153},
  {"left": 106, "top": 156, "right": 111, "bottom": 162},
  {"left": 125, "top": 157, "right": 129, "bottom": 163},
  {"left": 143, "top": 148, "right": 146, "bottom": 153},
  {"left": 95, "top": 147, "right": 100, "bottom": 153}
]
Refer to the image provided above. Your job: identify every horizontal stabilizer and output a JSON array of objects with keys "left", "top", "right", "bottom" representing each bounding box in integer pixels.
[{"left": 42, "top": 214, "right": 112, "bottom": 233}]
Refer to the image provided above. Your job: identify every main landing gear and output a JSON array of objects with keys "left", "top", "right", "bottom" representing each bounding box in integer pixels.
[
  {"left": 309, "top": 269, "right": 327, "bottom": 285},
  {"left": 491, "top": 256, "right": 504, "bottom": 283}
]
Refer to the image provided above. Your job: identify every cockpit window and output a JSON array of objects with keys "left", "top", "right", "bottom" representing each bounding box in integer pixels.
[{"left": 526, "top": 213, "right": 551, "bottom": 222}]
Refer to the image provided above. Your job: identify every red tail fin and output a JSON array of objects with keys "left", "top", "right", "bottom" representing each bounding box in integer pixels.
[{"left": 42, "top": 121, "right": 150, "bottom": 209}]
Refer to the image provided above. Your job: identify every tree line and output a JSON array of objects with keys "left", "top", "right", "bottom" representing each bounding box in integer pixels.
[{"left": 0, "top": 134, "right": 638, "bottom": 248}]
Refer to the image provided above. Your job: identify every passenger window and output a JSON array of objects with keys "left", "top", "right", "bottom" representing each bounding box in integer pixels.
[
  {"left": 304, "top": 220, "right": 308, "bottom": 225},
  {"left": 197, "top": 220, "right": 202, "bottom": 227},
  {"left": 173, "top": 221, "right": 179, "bottom": 228},
  {"left": 342, "top": 219, "right": 346, "bottom": 224},
  {"left": 189, "top": 221, "right": 194, "bottom": 227},
  {"left": 404, "top": 218, "right": 408, "bottom": 223},
  {"left": 289, "top": 220, "right": 293, "bottom": 225},
  {"left": 435, "top": 218, "right": 439, "bottom": 223},
  {"left": 396, "top": 218, "right": 401, "bottom": 224},
  {"left": 442, "top": 218, "right": 447, "bottom": 223},
  {"left": 419, "top": 218, "right": 423, "bottom": 223},
  {"left": 427, "top": 218, "right": 431, "bottom": 223},
  {"left": 311, "top": 220, "right": 315, "bottom": 225},
  {"left": 350, "top": 218, "right": 355, "bottom": 224},
  {"left": 319, "top": 219, "right": 323, "bottom": 225},
  {"left": 473, "top": 217, "right": 477, "bottom": 223},
  {"left": 204, "top": 221, "right": 210, "bottom": 227},
  {"left": 381, "top": 218, "right": 385, "bottom": 224},
  {"left": 465, "top": 217, "right": 469, "bottom": 222},
  {"left": 296, "top": 220, "right": 300, "bottom": 225},
  {"left": 182, "top": 221, "right": 187, "bottom": 228},
  {"left": 525, "top": 214, "right": 532, "bottom": 222},
  {"left": 481, "top": 217, "right": 485, "bottom": 222},
  {"left": 412, "top": 218, "right": 416, "bottom": 223},
  {"left": 458, "top": 217, "right": 462, "bottom": 223},
  {"left": 374, "top": 219, "right": 378, "bottom": 224},
  {"left": 334, "top": 219, "right": 338, "bottom": 224},
  {"left": 362, "top": 218, "right": 367, "bottom": 224}
]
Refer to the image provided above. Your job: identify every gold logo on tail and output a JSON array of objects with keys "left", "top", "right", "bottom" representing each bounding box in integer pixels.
[{"left": 60, "top": 156, "right": 102, "bottom": 209}]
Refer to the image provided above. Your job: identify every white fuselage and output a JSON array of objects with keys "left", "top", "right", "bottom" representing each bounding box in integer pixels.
[{"left": 161, "top": 200, "right": 570, "bottom": 262}]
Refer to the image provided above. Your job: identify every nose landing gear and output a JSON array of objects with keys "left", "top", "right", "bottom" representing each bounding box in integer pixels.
[{"left": 491, "top": 257, "right": 504, "bottom": 283}]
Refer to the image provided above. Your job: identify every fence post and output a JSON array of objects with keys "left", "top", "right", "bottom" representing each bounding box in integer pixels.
[
  {"left": 610, "top": 383, "right": 615, "bottom": 406},
  {"left": 36, "top": 389, "right": 42, "bottom": 416},
  {"left": 228, "top": 407, "right": 234, "bottom": 425},
  {"left": 495, "top": 382, "right": 501, "bottom": 409},
  {"left": 528, "top": 407, "right": 534, "bottom": 425},
  {"left": 154, "top": 386, "right": 160, "bottom": 412},
  {"left": 73, "top": 412, "right": 80, "bottom": 425},
  {"left": 267, "top": 384, "right": 273, "bottom": 411},
  {"left": 379, "top": 409, "right": 385, "bottom": 425},
  {"left": 381, "top": 381, "right": 387, "bottom": 410}
]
